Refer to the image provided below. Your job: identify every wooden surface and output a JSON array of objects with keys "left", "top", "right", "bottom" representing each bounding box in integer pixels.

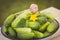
[{"left": 0, "top": 7, "right": 60, "bottom": 40}]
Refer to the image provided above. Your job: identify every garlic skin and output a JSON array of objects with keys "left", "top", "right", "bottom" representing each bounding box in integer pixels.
[{"left": 30, "top": 4, "right": 38, "bottom": 13}]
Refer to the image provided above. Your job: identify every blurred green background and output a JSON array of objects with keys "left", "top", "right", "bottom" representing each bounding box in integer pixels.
[{"left": 0, "top": 0, "right": 60, "bottom": 27}]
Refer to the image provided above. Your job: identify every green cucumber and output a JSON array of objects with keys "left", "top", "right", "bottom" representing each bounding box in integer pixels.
[
  {"left": 27, "top": 21, "right": 40, "bottom": 29},
  {"left": 39, "top": 22, "right": 50, "bottom": 32},
  {"left": 8, "top": 27, "right": 16, "bottom": 37},
  {"left": 14, "top": 28, "right": 32, "bottom": 33},
  {"left": 17, "top": 32, "right": 34, "bottom": 39},
  {"left": 4, "top": 14, "right": 16, "bottom": 26},
  {"left": 47, "top": 22, "right": 57, "bottom": 32},
  {"left": 44, "top": 31, "right": 51, "bottom": 37},
  {"left": 33, "top": 31, "right": 44, "bottom": 38}
]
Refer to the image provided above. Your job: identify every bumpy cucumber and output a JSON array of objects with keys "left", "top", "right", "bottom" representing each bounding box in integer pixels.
[
  {"left": 39, "top": 22, "right": 50, "bottom": 32},
  {"left": 27, "top": 21, "right": 40, "bottom": 29},
  {"left": 14, "top": 28, "right": 32, "bottom": 33},
  {"left": 17, "top": 32, "right": 34, "bottom": 39},
  {"left": 47, "top": 22, "right": 57, "bottom": 32},
  {"left": 12, "top": 18, "right": 26, "bottom": 28},
  {"left": 8, "top": 27, "right": 16, "bottom": 37},
  {"left": 44, "top": 31, "right": 51, "bottom": 37},
  {"left": 3, "top": 26, "right": 7, "bottom": 33},
  {"left": 33, "top": 31, "right": 44, "bottom": 38},
  {"left": 38, "top": 17, "right": 47, "bottom": 25},
  {"left": 4, "top": 14, "right": 16, "bottom": 26},
  {"left": 14, "top": 28, "right": 34, "bottom": 39}
]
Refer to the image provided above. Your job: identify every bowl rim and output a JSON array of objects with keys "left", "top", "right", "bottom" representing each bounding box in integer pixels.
[{"left": 1, "top": 19, "right": 59, "bottom": 40}]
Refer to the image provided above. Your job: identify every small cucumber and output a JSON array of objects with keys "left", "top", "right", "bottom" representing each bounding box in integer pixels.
[
  {"left": 17, "top": 32, "right": 34, "bottom": 39},
  {"left": 39, "top": 22, "right": 50, "bottom": 32},
  {"left": 44, "top": 31, "right": 51, "bottom": 37},
  {"left": 3, "top": 26, "right": 7, "bottom": 33},
  {"left": 47, "top": 22, "right": 57, "bottom": 32},
  {"left": 8, "top": 27, "right": 16, "bottom": 37},
  {"left": 4, "top": 14, "right": 16, "bottom": 26},
  {"left": 38, "top": 17, "right": 47, "bottom": 25},
  {"left": 12, "top": 18, "right": 26, "bottom": 28},
  {"left": 14, "top": 28, "right": 32, "bottom": 33},
  {"left": 33, "top": 31, "right": 44, "bottom": 38},
  {"left": 27, "top": 21, "right": 40, "bottom": 29}
]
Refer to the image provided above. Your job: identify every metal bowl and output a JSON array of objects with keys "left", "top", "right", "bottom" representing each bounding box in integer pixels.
[{"left": 1, "top": 19, "right": 59, "bottom": 40}]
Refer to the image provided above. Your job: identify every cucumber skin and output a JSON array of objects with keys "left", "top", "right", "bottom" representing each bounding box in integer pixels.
[
  {"left": 4, "top": 14, "right": 16, "bottom": 26},
  {"left": 39, "top": 22, "right": 50, "bottom": 32},
  {"left": 33, "top": 31, "right": 44, "bottom": 38},
  {"left": 8, "top": 27, "right": 16, "bottom": 37},
  {"left": 14, "top": 28, "right": 32, "bottom": 33},
  {"left": 27, "top": 21, "right": 40, "bottom": 29},
  {"left": 44, "top": 31, "right": 51, "bottom": 37},
  {"left": 17, "top": 32, "right": 34, "bottom": 39},
  {"left": 47, "top": 22, "right": 57, "bottom": 32}
]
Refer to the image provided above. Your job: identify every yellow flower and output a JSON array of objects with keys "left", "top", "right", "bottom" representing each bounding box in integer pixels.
[{"left": 30, "top": 13, "right": 38, "bottom": 21}]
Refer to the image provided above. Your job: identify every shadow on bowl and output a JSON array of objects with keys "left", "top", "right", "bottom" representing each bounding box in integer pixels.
[{"left": 1, "top": 19, "right": 59, "bottom": 40}]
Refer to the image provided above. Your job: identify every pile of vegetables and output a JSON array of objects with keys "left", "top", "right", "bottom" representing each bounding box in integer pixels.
[{"left": 3, "top": 4, "right": 57, "bottom": 40}]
